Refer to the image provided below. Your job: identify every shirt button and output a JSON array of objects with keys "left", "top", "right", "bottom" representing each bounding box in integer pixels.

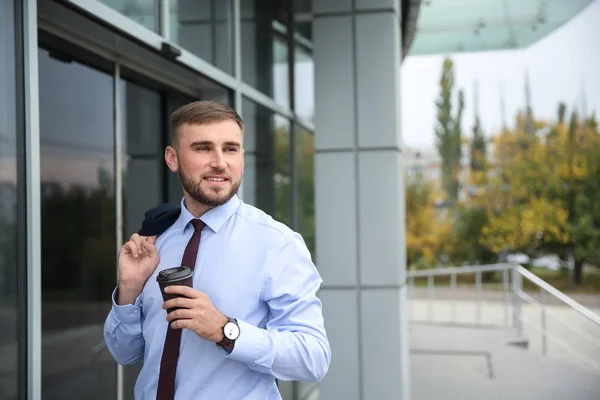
[
  {"left": 133, "top": 309, "right": 139, "bottom": 314},
  {"left": 139, "top": 303, "right": 143, "bottom": 308}
]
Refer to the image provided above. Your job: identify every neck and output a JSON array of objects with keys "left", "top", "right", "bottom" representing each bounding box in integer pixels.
[{"left": 183, "top": 193, "right": 213, "bottom": 218}]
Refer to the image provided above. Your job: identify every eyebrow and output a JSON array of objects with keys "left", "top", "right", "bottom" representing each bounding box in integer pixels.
[{"left": 190, "top": 140, "right": 241, "bottom": 148}]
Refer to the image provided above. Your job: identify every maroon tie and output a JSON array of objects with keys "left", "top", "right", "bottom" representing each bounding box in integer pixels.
[{"left": 156, "top": 219, "right": 205, "bottom": 400}]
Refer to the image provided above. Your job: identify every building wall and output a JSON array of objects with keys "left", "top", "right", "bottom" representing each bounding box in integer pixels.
[{"left": 4, "top": 0, "right": 321, "bottom": 399}]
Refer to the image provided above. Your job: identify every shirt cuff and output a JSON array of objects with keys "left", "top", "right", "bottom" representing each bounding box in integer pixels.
[
  {"left": 111, "top": 287, "right": 143, "bottom": 324},
  {"left": 224, "top": 319, "right": 266, "bottom": 365}
]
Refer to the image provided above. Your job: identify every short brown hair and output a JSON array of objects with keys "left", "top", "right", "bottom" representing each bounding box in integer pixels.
[{"left": 170, "top": 100, "right": 244, "bottom": 148}]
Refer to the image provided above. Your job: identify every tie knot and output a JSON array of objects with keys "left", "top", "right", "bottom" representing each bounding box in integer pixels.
[{"left": 190, "top": 219, "right": 205, "bottom": 232}]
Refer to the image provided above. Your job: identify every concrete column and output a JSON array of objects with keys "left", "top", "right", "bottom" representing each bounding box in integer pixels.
[{"left": 313, "top": 1, "right": 409, "bottom": 399}]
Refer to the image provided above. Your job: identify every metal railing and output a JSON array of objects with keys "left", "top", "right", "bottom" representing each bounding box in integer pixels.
[
  {"left": 514, "top": 265, "right": 600, "bottom": 372},
  {"left": 407, "top": 263, "right": 600, "bottom": 373},
  {"left": 408, "top": 263, "right": 514, "bottom": 328}
]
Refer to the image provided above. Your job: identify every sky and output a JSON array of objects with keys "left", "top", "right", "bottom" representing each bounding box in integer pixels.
[{"left": 401, "top": 0, "right": 600, "bottom": 151}]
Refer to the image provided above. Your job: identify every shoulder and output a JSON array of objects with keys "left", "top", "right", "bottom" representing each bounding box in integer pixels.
[
  {"left": 233, "top": 201, "right": 296, "bottom": 242},
  {"left": 234, "top": 201, "right": 313, "bottom": 262}
]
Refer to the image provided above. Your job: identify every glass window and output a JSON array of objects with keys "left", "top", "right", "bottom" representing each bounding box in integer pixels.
[
  {"left": 0, "top": 1, "right": 22, "bottom": 399},
  {"left": 293, "top": 1, "right": 314, "bottom": 121},
  {"left": 295, "top": 126, "right": 315, "bottom": 257},
  {"left": 170, "top": 0, "right": 234, "bottom": 75},
  {"left": 294, "top": 45, "right": 314, "bottom": 122},
  {"left": 99, "top": 0, "right": 159, "bottom": 32},
  {"left": 241, "top": 0, "right": 290, "bottom": 108},
  {"left": 118, "top": 78, "right": 164, "bottom": 398},
  {"left": 38, "top": 47, "right": 117, "bottom": 399},
  {"left": 242, "top": 98, "right": 292, "bottom": 226},
  {"left": 120, "top": 78, "right": 163, "bottom": 238}
]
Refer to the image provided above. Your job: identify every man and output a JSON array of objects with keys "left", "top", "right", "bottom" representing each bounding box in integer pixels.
[{"left": 103, "top": 101, "right": 331, "bottom": 399}]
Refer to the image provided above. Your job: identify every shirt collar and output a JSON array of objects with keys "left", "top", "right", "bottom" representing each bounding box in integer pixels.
[{"left": 173, "top": 195, "right": 240, "bottom": 234}]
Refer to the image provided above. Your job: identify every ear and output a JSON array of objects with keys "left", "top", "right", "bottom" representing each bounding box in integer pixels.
[
  {"left": 165, "top": 146, "right": 179, "bottom": 173},
  {"left": 241, "top": 148, "right": 245, "bottom": 174}
]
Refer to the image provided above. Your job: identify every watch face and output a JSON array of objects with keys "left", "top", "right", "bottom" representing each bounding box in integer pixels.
[{"left": 224, "top": 322, "right": 240, "bottom": 340}]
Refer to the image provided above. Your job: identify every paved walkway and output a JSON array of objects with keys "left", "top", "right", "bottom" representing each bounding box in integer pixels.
[{"left": 409, "top": 297, "right": 600, "bottom": 400}]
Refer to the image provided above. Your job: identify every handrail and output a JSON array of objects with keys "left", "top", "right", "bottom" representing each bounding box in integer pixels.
[
  {"left": 518, "top": 315, "right": 600, "bottom": 373},
  {"left": 516, "top": 266, "right": 600, "bottom": 326},
  {"left": 518, "top": 290, "right": 600, "bottom": 348},
  {"left": 407, "top": 262, "right": 600, "bottom": 373},
  {"left": 408, "top": 263, "right": 513, "bottom": 277}
]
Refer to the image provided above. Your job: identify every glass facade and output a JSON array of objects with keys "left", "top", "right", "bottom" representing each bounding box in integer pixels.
[
  {"left": 170, "top": 0, "right": 234, "bottom": 74},
  {"left": 0, "top": 1, "right": 24, "bottom": 399},
  {"left": 11, "top": 0, "right": 316, "bottom": 398},
  {"left": 99, "top": 0, "right": 160, "bottom": 32},
  {"left": 38, "top": 47, "right": 118, "bottom": 399},
  {"left": 241, "top": 0, "right": 290, "bottom": 108},
  {"left": 242, "top": 98, "right": 293, "bottom": 227},
  {"left": 294, "top": 126, "right": 315, "bottom": 257},
  {"left": 120, "top": 78, "right": 164, "bottom": 238}
]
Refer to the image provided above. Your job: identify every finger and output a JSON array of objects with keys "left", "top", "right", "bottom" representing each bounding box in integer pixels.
[
  {"left": 164, "top": 285, "right": 201, "bottom": 299},
  {"left": 130, "top": 234, "right": 143, "bottom": 256},
  {"left": 170, "top": 318, "right": 193, "bottom": 330},
  {"left": 146, "top": 235, "right": 157, "bottom": 245},
  {"left": 141, "top": 239, "right": 157, "bottom": 258},
  {"left": 166, "top": 308, "right": 195, "bottom": 323},
  {"left": 125, "top": 241, "right": 140, "bottom": 258},
  {"left": 163, "top": 295, "right": 195, "bottom": 311}
]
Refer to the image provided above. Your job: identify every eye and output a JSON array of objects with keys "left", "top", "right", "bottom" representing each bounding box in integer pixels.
[
  {"left": 195, "top": 146, "right": 210, "bottom": 152},
  {"left": 226, "top": 147, "right": 238, "bottom": 153}
]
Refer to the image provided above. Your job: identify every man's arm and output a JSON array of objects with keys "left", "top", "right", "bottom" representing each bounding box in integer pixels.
[
  {"left": 224, "top": 233, "right": 331, "bottom": 382},
  {"left": 103, "top": 288, "right": 146, "bottom": 365},
  {"left": 104, "top": 233, "right": 158, "bottom": 365}
]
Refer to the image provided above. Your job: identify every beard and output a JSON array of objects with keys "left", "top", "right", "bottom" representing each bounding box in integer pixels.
[{"left": 179, "top": 168, "right": 241, "bottom": 207}]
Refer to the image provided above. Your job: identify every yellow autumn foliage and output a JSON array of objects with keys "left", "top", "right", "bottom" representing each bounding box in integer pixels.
[
  {"left": 478, "top": 115, "right": 600, "bottom": 254},
  {"left": 406, "top": 176, "right": 453, "bottom": 267}
]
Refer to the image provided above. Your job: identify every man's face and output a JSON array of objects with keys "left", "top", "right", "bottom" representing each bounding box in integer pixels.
[{"left": 166, "top": 120, "right": 244, "bottom": 208}]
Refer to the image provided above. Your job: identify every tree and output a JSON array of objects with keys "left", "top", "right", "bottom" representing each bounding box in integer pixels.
[
  {"left": 451, "top": 206, "right": 495, "bottom": 265},
  {"left": 570, "top": 165, "right": 600, "bottom": 270},
  {"left": 406, "top": 174, "right": 452, "bottom": 267},
  {"left": 435, "top": 57, "right": 465, "bottom": 203},
  {"left": 477, "top": 104, "right": 600, "bottom": 284},
  {"left": 478, "top": 111, "right": 570, "bottom": 256}
]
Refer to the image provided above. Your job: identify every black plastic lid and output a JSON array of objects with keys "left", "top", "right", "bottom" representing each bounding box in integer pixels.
[{"left": 156, "top": 266, "right": 193, "bottom": 282}]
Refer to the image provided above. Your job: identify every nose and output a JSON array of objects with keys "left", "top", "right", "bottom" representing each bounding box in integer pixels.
[{"left": 210, "top": 149, "right": 227, "bottom": 170}]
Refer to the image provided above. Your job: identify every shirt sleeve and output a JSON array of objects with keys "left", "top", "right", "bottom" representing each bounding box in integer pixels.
[
  {"left": 224, "top": 233, "right": 331, "bottom": 382},
  {"left": 103, "top": 287, "right": 146, "bottom": 365}
]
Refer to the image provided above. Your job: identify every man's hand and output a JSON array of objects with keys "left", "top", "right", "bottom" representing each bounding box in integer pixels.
[
  {"left": 117, "top": 234, "right": 159, "bottom": 305},
  {"left": 163, "top": 286, "right": 228, "bottom": 343}
]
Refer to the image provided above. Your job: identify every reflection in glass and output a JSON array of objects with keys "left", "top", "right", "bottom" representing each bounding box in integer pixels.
[
  {"left": 0, "top": 1, "right": 21, "bottom": 399},
  {"left": 170, "top": 0, "right": 234, "bottom": 74},
  {"left": 295, "top": 126, "right": 315, "bottom": 257},
  {"left": 294, "top": 45, "right": 314, "bottom": 122},
  {"left": 120, "top": 79, "right": 163, "bottom": 238},
  {"left": 99, "top": 0, "right": 159, "bottom": 32},
  {"left": 293, "top": 0, "right": 313, "bottom": 121},
  {"left": 241, "top": 0, "right": 290, "bottom": 107},
  {"left": 242, "top": 98, "right": 292, "bottom": 226},
  {"left": 38, "top": 47, "right": 117, "bottom": 400},
  {"left": 119, "top": 78, "right": 163, "bottom": 398},
  {"left": 292, "top": 125, "right": 317, "bottom": 399}
]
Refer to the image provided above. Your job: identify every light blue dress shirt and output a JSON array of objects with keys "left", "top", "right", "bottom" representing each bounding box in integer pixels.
[{"left": 104, "top": 195, "right": 330, "bottom": 399}]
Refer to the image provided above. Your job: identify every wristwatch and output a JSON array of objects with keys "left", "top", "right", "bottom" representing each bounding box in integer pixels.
[{"left": 217, "top": 317, "right": 240, "bottom": 351}]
